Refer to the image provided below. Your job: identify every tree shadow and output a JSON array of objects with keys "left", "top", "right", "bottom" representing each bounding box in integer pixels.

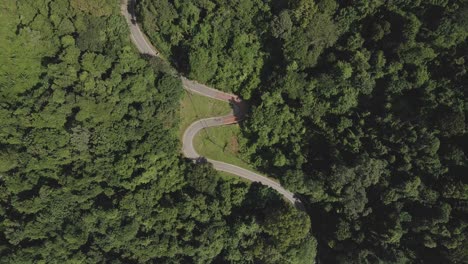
[
  {"left": 228, "top": 97, "right": 249, "bottom": 122},
  {"left": 126, "top": 0, "right": 137, "bottom": 25}
]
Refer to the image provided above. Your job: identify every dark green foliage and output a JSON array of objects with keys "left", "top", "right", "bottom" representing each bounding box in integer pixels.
[
  {"left": 271, "top": 11, "right": 293, "bottom": 39},
  {"left": 140, "top": 0, "right": 466, "bottom": 262},
  {"left": 138, "top": 0, "right": 270, "bottom": 99},
  {"left": 0, "top": 0, "right": 312, "bottom": 263}
]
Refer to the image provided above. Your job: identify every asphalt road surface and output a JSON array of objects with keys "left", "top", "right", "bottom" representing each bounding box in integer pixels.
[{"left": 122, "top": 0, "right": 302, "bottom": 207}]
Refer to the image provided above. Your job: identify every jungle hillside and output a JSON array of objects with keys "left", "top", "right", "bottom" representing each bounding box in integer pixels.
[{"left": 138, "top": 0, "right": 467, "bottom": 263}]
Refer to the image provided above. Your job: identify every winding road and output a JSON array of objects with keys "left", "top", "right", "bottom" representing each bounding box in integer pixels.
[{"left": 122, "top": 0, "right": 302, "bottom": 207}]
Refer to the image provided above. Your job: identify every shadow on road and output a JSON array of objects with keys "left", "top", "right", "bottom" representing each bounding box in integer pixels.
[
  {"left": 127, "top": 0, "right": 137, "bottom": 25},
  {"left": 228, "top": 97, "right": 248, "bottom": 122}
]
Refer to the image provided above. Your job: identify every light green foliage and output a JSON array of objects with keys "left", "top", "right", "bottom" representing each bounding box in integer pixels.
[
  {"left": 0, "top": 2, "right": 57, "bottom": 100},
  {"left": 193, "top": 0, "right": 467, "bottom": 263},
  {"left": 70, "top": 0, "right": 114, "bottom": 17},
  {"left": 179, "top": 90, "right": 231, "bottom": 137},
  {"left": 327, "top": 156, "right": 387, "bottom": 219},
  {"left": 189, "top": 48, "right": 218, "bottom": 83},
  {"left": 140, "top": 0, "right": 467, "bottom": 261},
  {"left": 271, "top": 11, "right": 293, "bottom": 39},
  {"left": 0, "top": 0, "right": 313, "bottom": 262},
  {"left": 334, "top": 61, "right": 353, "bottom": 79},
  {"left": 140, "top": 0, "right": 268, "bottom": 98},
  {"left": 284, "top": 12, "right": 339, "bottom": 68},
  {"left": 264, "top": 208, "right": 311, "bottom": 251},
  {"left": 194, "top": 124, "right": 255, "bottom": 172},
  {"left": 243, "top": 92, "right": 305, "bottom": 168}
]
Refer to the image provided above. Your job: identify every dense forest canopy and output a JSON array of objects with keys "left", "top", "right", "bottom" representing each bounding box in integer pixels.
[
  {"left": 0, "top": 0, "right": 312, "bottom": 263},
  {"left": 139, "top": 0, "right": 468, "bottom": 263}
]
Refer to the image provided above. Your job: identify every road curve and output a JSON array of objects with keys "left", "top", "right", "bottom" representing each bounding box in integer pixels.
[
  {"left": 121, "top": 0, "right": 159, "bottom": 56},
  {"left": 122, "top": 0, "right": 302, "bottom": 207}
]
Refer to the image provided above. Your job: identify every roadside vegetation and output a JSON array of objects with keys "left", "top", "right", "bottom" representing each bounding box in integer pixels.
[
  {"left": 180, "top": 91, "right": 273, "bottom": 184},
  {"left": 140, "top": 0, "right": 467, "bottom": 263},
  {"left": 194, "top": 124, "right": 255, "bottom": 171},
  {"left": 217, "top": 170, "right": 250, "bottom": 184},
  {"left": 0, "top": 0, "right": 313, "bottom": 263},
  {"left": 178, "top": 90, "right": 231, "bottom": 137}
]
